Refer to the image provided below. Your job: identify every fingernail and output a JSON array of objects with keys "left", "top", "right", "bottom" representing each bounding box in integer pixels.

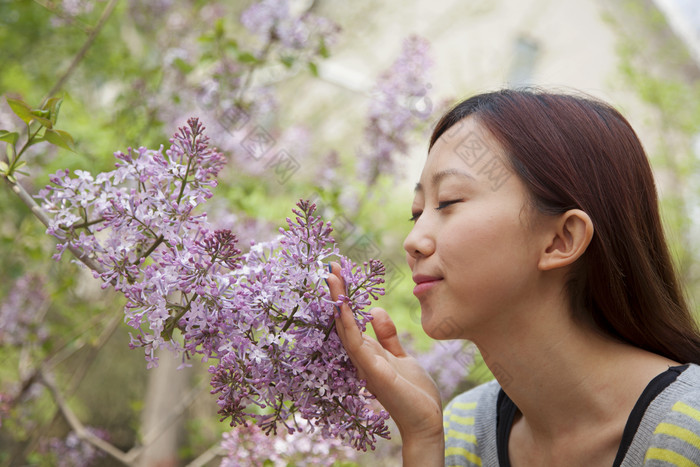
[{"left": 323, "top": 263, "right": 330, "bottom": 287}]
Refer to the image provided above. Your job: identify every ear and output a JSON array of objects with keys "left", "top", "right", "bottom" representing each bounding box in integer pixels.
[{"left": 538, "top": 209, "right": 594, "bottom": 271}]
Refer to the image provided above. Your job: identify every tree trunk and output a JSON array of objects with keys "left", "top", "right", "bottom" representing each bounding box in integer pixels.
[{"left": 135, "top": 351, "right": 190, "bottom": 467}]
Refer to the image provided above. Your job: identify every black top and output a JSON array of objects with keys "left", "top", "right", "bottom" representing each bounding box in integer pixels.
[{"left": 495, "top": 364, "right": 689, "bottom": 466}]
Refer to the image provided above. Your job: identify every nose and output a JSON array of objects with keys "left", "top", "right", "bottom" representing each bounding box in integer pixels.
[{"left": 403, "top": 217, "right": 436, "bottom": 262}]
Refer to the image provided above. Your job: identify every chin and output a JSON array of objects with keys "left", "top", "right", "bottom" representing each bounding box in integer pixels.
[{"left": 422, "top": 315, "right": 462, "bottom": 340}]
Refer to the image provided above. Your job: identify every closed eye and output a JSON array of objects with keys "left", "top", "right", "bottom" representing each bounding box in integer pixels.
[
  {"left": 408, "top": 211, "right": 422, "bottom": 222},
  {"left": 436, "top": 199, "right": 463, "bottom": 211}
]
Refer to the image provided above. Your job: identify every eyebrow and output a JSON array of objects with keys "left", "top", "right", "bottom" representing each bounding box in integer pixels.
[{"left": 414, "top": 168, "right": 475, "bottom": 192}]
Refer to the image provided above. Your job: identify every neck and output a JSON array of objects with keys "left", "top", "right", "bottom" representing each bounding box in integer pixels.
[{"left": 471, "top": 296, "right": 677, "bottom": 440}]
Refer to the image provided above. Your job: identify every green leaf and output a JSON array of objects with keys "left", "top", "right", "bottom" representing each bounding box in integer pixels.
[
  {"left": 319, "top": 38, "right": 331, "bottom": 58},
  {"left": 55, "top": 129, "right": 75, "bottom": 148},
  {"left": 0, "top": 130, "right": 19, "bottom": 146},
  {"left": 214, "top": 18, "right": 225, "bottom": 39},
  {"left": 29, "top": 109, "right": 52, "bottom": 128},
  {"left": 6, "top": 97, "right": 33, "bottom": 124},
  {"left": 237, "top": 52, "right": 260, "bottom": 64},
  {"left": 308, "top": 61, "right": 319, "bottom": 77},
  {"left": 225, "top": 38, "right": 239, "bottom": 54},
  {"left": 45, "top": 97, "right": 63, "bottom": 125},
  {"left": 280, "top": 55, "right": 295, "bottom": 68},
  {"left": 6, "top": 141, "right": 15, "bottom": 161},
  {"left": 44, "top": 129, "right": 76, "bottom": 151},
  {"left": 0, "top": 161, "right": 8, "bottom": 173},
  {"left": 173, "top": 57, "right": 193, "bottom": 74},
  {"left": 13, "top": 160, "right": 26, "bottom": 171}
]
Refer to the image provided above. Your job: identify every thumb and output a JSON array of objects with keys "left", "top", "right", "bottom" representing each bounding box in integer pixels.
[{"left": 369, "top": 307, "right": 406, "bottom": 358}]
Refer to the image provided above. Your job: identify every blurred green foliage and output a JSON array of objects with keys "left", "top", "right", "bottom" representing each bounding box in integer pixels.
[
  {"left": 605, "top": 0, "right": 700, "bottom": 313},
  {"left": 0, "top": 1, "right": 429, "bottom": 464}
]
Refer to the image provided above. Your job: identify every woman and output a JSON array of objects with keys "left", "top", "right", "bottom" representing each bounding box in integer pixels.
[{"left": 327, "top": 89, "right": 700, "bottom": 466}]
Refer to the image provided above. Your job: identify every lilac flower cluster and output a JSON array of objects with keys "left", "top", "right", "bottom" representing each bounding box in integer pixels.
[
  {"left": 220, "top": 416, "right": 356, "bottom": 466},
  {"left": 0, "top": 273, "right": 49, "bottom": 347},
  {"left": 39, "top": 428, "right": 109, "bottom": 467},
  {"left": 359, "top": 35, "right": 434, "bottom": 185},
  {"left": 40, "top": 120, "right": 390, "bottom": 450},
  {"left": 209, "top": 201, "right": 389, "bottom": 450},
  {"left": 40, "top": 118, "right": 225, "bottom": 367},
  {"left": 240, "top": 0, "right": 339, "bottom": 56},
  {"left": 147, "top": 0, "right": 339, "bottom": 177}
]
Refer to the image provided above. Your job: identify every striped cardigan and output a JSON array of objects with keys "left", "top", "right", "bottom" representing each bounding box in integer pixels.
[{"left": 444, "top": 364, "right": 700, "bottom": 466}]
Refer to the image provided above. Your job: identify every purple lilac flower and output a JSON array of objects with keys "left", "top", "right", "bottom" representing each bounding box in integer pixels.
[
  {"left": 415, "top": 339, "right": 475, "bottom": 401},
  {"left": 41, "top": 118, "right": 226, "bottom": 367},
  {"left": 39, "top": 427, "right": 109, "bottom": 467},
  {"left": 221, "top": 424, "right": 281, "bottom": 466},
  {"left": 358, "top": 35, "right": 434, "bottom": 185},
  {"left": 40, "top": 121, "right": 390, "bottom": 450},
  {"left": 220, "top": 416, "right": 357, "bottom": 466},
  {"left": 240, "top": 0, "right": 339, "bottom": 54},
  {"left": 0, "top": 273, "right": 49, "bottom": 347},
  {"left": 209, "top": 201, "right": 389, "bottom": 451}
]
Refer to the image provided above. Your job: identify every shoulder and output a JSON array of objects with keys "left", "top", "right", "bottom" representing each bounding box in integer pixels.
[
  {"left": 444, "top": 380, "right": 501, "bottom": 467},
  {"left": 642, "top": 364, "right": 700, "bottom": 466}
]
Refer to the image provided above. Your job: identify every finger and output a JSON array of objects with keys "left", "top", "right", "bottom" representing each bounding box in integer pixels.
[
  {"left": 326, "top": 264, "right": 364, "bottom": 351},
  {"left": 326, "top": 262, "right": 348, "bottom": 342},
  {"left": 369, "top": 307, "right": 407, "bottom": 358},
  {"left": 327, "top": 261, "right": 344, "bottom": 300}
]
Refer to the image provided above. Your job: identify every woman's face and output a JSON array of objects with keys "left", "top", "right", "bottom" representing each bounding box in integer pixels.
[{"left": 403, "top": 117, "right": 549, "bottom": 340}]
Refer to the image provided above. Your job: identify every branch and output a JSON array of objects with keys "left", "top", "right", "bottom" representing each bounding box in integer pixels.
[
  {"left": 185, "top": 442, "right": 225, "bottom": 467},
  {"left": 44, "top": 0, "right": 121, "bottom": 100},
  {"left": 8, "top": 311, "right": 126, "bottom": 465},
  {"left": 3, "top": 177, "right": 107, "bottom": 274},
  {"left": 45, "top": 311, "right": 121, "bottom": 372},
  {"left": 40, "top": 370, "right": 132, "bottom": 465}
]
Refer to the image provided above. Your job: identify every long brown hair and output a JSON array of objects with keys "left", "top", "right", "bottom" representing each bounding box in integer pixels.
[{"left": 430, "top": 89, "right": 700, "bottom": 364}]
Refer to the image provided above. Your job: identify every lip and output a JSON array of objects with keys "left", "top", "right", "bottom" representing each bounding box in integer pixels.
[{"left": 412, "top": 274, "right": 443, "bottom": 296}]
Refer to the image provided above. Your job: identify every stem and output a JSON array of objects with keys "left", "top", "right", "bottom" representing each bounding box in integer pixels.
[
  {"left": 69, "top": 217, "right": 106, "bottom": 229},
  {"left": 12, "top": 125, "right": 43, "bottom": 165},
  {"left": 175, "top": 153, "right": 194, "bottom": 206},
  {"left": 281, "top": 305, "right": 300, "bottom": 332},
  {"left": 138, "top": 234, "right": 164, "bottom": 263},
  {"left": 323, "top": 319, "right": 336, "bottom": 340},
  {"left": 236, "top": 39, "right": 275, "bottom": 102},
  {"left": 162, "top": 293, "right": 198, "bottom": 339}
]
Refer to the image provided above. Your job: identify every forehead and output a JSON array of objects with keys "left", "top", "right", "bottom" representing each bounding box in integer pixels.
[{"left": 417, "top": 117, "right": 512, "bottom": 192}]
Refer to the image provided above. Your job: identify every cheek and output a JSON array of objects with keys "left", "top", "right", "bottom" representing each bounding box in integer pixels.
[{"left": 440, "top": 217, "right": 531, "bottom": 286}]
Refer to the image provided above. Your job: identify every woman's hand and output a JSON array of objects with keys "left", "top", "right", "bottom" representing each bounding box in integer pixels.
[{"left": 326, "top": 262, "right": 444, "bottom": 466}]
